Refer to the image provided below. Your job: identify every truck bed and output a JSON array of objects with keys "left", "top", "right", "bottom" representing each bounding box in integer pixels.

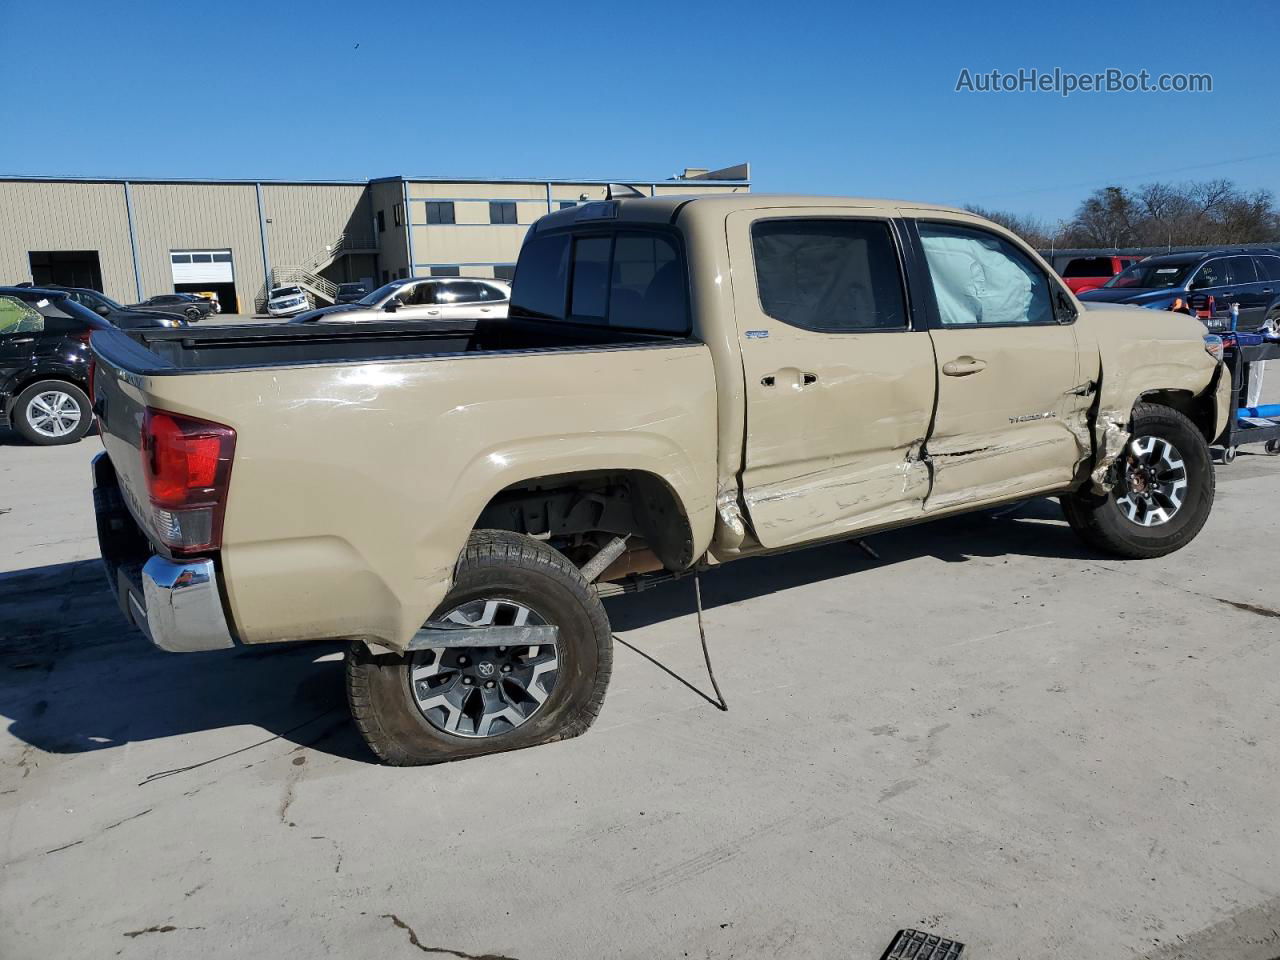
[{"left": 94, "top": 318, "right": 688, "bottom": 375}]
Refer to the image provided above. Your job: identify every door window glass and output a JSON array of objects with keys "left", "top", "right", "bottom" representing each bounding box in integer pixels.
[
  {"left": 1191, "top": 260, "right": 1226, "bottom": 289},
  {"left": 752, "top": 219, "right": 907, "bottom": 331},
  {"left": 448, "top": 281, "right": 487, "bottom": 302},
  {"left": 0, "top": 295, "right": 44, "bottom": 334},
  {"left": 918, "top": 223, "right": 1052, "bottom": 326},
  {"left": 1258, "top": 257, "right": 1280, "bottom": 283},
  {"left": 1227, "top": 256, "right": 1257, "bottom": 284}
]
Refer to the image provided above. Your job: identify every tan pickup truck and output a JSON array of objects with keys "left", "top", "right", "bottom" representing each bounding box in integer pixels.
[{"left": 90, "top": 193, "right": 1231, "bottom": 765}]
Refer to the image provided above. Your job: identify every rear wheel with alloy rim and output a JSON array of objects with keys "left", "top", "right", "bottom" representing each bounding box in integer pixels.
[
  {"left": 410, "top": 598, "right": 559, "bottom": 738},
  {"left": 346, "top": 530, "right": 612, "bottom": 765},
  {"left": 12, "top": 380, "right": 92, "bottom": 445},
  {"left": 1061, "top": 403, "right": 1214, "bottom": 559}
]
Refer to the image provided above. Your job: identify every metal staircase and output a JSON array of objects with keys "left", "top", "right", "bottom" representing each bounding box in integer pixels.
[{"left": 261, "top": 233, "right": 378, "bottom": 309}]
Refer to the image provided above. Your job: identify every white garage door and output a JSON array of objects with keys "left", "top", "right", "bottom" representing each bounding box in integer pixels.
[{"left": 171, "top": 249, "right": 234, "bottom": 284}]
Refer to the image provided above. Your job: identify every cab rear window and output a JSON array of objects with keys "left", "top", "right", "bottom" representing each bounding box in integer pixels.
[{"left": 511, "top": 230, "right": 690, "bottom": 334}]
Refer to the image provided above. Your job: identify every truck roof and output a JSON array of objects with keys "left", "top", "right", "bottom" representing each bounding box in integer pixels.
[{"left": 532, "top": 193, "right": 974, "bottom": 233}]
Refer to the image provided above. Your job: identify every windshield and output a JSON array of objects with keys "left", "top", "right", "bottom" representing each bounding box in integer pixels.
[
  {"left": 270, "top": 286, "right": 303, "bottom": 299},
  {"left": 1104, "top": 261, "right": 1194, "bottom": 289},
  {"left": 355, "top": 279, "right": 409, "bottom": 306}
]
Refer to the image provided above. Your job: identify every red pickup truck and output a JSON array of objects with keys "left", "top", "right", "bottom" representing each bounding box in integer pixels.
[{"left": 1060, "top": 255, "right": 1145, "bottom": 294}]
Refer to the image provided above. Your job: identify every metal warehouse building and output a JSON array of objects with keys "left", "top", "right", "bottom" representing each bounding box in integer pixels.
[{"left": 0, "top": 164, "right": 749, "bottom": 313}]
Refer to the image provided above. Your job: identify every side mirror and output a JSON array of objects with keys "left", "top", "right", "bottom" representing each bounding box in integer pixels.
[{"left": 383, "top": 298, "right": 401, "bottom": 312}]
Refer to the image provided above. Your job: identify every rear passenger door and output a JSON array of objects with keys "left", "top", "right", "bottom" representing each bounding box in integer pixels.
[
  {"left": 911, "top": 220, "right": 1089, "bottom": 512},
  {"left": 1225, "top": 256, "right": 1266, "bottom": 327},
  {"left": 437, "top": 281, "right": 504, "bottom": 321},
  {"left": 727, "top": 210, "right": 938, "bottom": 548},
  {"left": 1256, "top": 256, "right": 1280, "bottom": 325}
]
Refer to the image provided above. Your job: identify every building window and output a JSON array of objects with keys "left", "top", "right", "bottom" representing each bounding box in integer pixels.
[
  {"left": 430, "top": 265, "right": 461, "bottom": 277},
  {"left": 381, "top": 270, "right": 390, "bottom": 284},
  {"left": 393, "top": 203, "right": 403, "bottom": 227},
  {"left": 489, "top": 201, "right": 518, "bottom": 224},
  {"left": 376, "top": 210, "right": 386, "bottom": 233},
  {"left": 558, "top": 201, "right": 577, "bottom": 210},
  {"left": 426, "top": 201, "right": 455, "bottom": 225},
  {"left": 399, "top": 268, "right": 409, "bottom": 279},
  {"left": 493, "top": 264, "right": 516, "bottom": 281}
]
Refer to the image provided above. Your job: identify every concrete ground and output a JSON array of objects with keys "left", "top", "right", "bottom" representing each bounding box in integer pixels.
[{"left": 2, "top": 401, "right": 1280, "bottom": 959}]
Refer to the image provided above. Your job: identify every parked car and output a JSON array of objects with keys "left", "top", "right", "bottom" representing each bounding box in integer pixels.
[
  {"left": 266, "top": 285, "right": 312, "bottom": 318},
  {"left": 89, "top": 194, "right": 1230, "bottom": 765},
  {"left": 46, "top": 285, "right": 188, "bottom": 328},
  {"left": 1059, "top": 254, "right": 1145, "bottom": 294},
  {"left": 335, "top": 282, "right": 370, "bottom": 304},
  {"left": 290, "top": 277, "right": 510, "bottom": 324},
  {"left": 130, "top": 293, "right": 216, "bottom": 323},
  {"left": 1080, "top": 249, "right": 1280, "bottom": 329},
  {"left": 0, "top": 287, "right": 116, "bottom": 444}
]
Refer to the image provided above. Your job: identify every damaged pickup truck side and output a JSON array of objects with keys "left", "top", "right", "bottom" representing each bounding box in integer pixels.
[{"left": 89, "top": 194, "right": 1231, "bottom": 764}]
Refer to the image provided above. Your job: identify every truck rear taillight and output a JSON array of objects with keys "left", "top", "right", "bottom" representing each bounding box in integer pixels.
[{"left": 141, "top": 408, "right": 236, "bottom": 556}]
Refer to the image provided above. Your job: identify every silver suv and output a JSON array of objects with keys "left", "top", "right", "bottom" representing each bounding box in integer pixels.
[{"left": 293, "top": 277, "right": 510, "bottom": 324}]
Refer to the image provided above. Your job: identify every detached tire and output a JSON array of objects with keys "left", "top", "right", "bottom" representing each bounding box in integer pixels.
[
  {"left": 347, "top": 530, "right": 612, "bottom": 765},
  {"left": 1061, "top": 403, "right": 1214, "bottom": 559},
  {"left": 12, "top": 380, "right": 92, "bottom": 445}
]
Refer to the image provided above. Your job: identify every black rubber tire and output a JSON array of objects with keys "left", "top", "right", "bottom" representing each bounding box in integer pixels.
[
  {"left": 185, "top": 307, "right": 201, "bottom": 322},
  {"left": 346, "top": 530, "right": 612, "bottom": 765},
  {"left": 1265, "top": 439, "right": 1280, "bottom": 456},
  {"left": 1061, "top": 403, "right": 1214, "bottom": 559},
  {"left": 11, "top": 379, "right": 93, "bottom": 446}
]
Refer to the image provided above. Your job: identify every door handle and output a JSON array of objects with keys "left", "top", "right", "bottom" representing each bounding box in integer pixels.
[
  {"left": 942, "top": 356, "right": 987, "bottom": 377},
  {"left": 760, "top": 369, "right": 818, "bottom": 389},
  {"left": 9, "top": 336, "right": 34, "bottom": 344},
  {"left": 1262, "top": 288, "right": 1273, "bottom": 294},
  {"left": 479, "top": 307, "right": 491, "bottom": 312},
  {"left": 426, "top": 309, "right": 440, "bottom": 315}
]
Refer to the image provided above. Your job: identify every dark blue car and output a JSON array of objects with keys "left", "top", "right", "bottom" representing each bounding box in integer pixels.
[{"left": 1079, "top": 249, "right": 1280, "bottom": 329}]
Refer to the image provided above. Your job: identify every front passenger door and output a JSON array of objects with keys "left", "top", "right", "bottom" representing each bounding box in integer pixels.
[
  {"left": 914, "top": 220, "right": 1089, "bottom": 512},
  {"left": 396, "top": 280, "right": 444, "bottom": 321}
]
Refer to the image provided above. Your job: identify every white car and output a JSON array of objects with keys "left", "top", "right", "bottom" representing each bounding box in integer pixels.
[
  {"left": 266, "top": 285, "right": 311, "bottom": 318},
  {"left": 291, "top": 278, "right": 510, "bottom": 324}
]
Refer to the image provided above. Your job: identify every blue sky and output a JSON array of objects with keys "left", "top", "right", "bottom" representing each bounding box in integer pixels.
[{"left": 3, "top": 0, "right": 1277, "bottom": 222}]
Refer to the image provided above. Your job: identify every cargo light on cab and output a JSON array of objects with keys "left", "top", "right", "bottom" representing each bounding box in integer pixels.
[{"left": 141, "top": 408, "right": 236, "bottom": 556}]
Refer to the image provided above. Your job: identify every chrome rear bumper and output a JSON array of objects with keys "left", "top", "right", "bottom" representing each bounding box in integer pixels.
[{"left": 92, "top": 452, "right": 235, "bottom": 653}]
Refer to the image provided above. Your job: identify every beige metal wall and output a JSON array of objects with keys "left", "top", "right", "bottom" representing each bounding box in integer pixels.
[
  {"left": 130, "top": 183, "right": 263, "bottom": 312},
  {"left": 403, "top": 179, "right": 749, "bottom": 277},
  {"left": 0, "top": 181, "right": 136, "bottom": 299},
  {"left": 261, "top": 184, "right": 374, "bottom": 269},
  {"left": 369, "top": 180, "right": 408, "bottom": 283}
]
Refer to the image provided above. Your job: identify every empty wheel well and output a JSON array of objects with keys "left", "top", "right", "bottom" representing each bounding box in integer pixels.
[
  {"left": 474, "top": 470, "right": 695, "bottom": 574},
  {"left": 1138, "top": 388, "right": 1217, "bottom": 444}
]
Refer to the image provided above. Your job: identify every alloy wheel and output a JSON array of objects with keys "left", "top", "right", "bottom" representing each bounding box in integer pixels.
[
  {"left": 25, "top": 390, "right": 82, "bottom": 439},
  {"left": 1114, "top": 435, "right": 1188, "bottom": 527},
  {"left": 409, "top": 599, "right": 559, "bottom": 738}
]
